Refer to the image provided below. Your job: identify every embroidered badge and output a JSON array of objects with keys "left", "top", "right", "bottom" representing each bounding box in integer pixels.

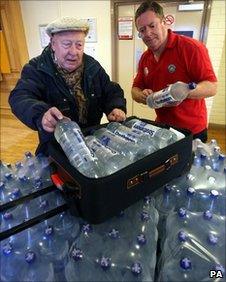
[
  {"left": 144, "top": 67, "right": 149, "bottom": 76},
  {"left": 168, "top": 64, "right": 176, "bottom": 73}
]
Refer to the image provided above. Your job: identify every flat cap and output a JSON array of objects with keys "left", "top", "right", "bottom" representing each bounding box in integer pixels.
[{"left": 46, "top": 17, "right": 89, "bottom": 36}]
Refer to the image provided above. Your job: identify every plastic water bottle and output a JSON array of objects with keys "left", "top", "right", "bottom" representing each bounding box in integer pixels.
[
  {"left": 146, "top": 81, "right": 196, "bottom": 109},
  {"left": 54, "top": 118, "right": 103, "bottom": 178},
  {"left": 159, "top": 210, "right": 225, "bottom": 281},
  {"left": 93, "top": 128, "right": 149, "bottom": 162},
  {"left": 36, "top": 223, "right": 69, "bottom": 281},
  {"left": 124, "top": 118, "right": 178, "bottom": 148},
  {"left": 85, "top": 135, "right": 131, "bottom": 175},
  {"left": 107, "top": 122, "right": 158, "bottom": 153}
]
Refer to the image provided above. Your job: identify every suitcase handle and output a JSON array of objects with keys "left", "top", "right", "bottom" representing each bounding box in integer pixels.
[{"left": 127, "top": 154, "right": 179, "bottom": 189}]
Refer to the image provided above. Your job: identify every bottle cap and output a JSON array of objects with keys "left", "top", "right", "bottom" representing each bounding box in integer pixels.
[
  {"left": 178, "top": 231, "right": 188, "bottom": 242},
  {"left": 4, "top": 173, "right": 13, "bottom": 180},
  {"left": 25, "top": 251, "right": 36, "bottom": 263},
  {"left": 19, "top": 175, "right": 28, "bottom": 182},
  {"left": 140, "top": 211, "right": 150, "bottom": 222},
  {"left": 210, "top": 190, "right": 219, "bottom": 198},
  {"left": 39, "top": 200, "right": 49, "bottom": 209},
  {"left": 108, "top": 228, "right": 119, "bottom": 239},
  {"left": 208, "top": 233, "right": 218, "bottom": 245},
  {"left": 72, "top": 247, "right": 83, "bottom": 261},
  {"left": 187, "top": 187, "right": 195, "bottom": 196},
  {"left": 3, "top": 242, "right": 13, "bottom": 255},
  {"left": 180, "top": 257, "right": 192, "bottom": 270},
  {"left": 137, "top": 233, "right": 147, "bottom": 245},
  {"left": 15, "top": 161, "right": 23, "bottom": 168},
  {"left": 188, "top": 82, "right": 197, "bottom": 90},
  {"left": 81, "top": 223, "right": 93, "bottom": 234},
  {"left": 178, "top": 207, "right": 187, "bottom": 218},
  {"left": 44, "top": 225, "right": 54, "bottom": 236},
  {"left": 203, "top": 210, "right": 213, "bottom": 220},
  {"left": 25, "top": 151, "right": 33, "bottom": 158},
  {"left": 131, "top": 262, "right": 142, "bottom": 276},
  {"left": 164, "top": 184, "right": 172, "bottom": 193},
  {"left": 3, "top": 211, "right": 13, "bottom": 220},
  {"left": 100, "top": 256, "right": 111, "bottom": 270},
  {"left": 219, "top": 154, "right": 225, "bottom": 161},
  {"left": 11, "top": 188, "right": 21, "bottom": 198}
]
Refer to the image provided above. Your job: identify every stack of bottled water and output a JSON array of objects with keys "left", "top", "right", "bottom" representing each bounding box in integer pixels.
[
  {"left": 157, "top": 209, "right": 225, "bottom": 281},
  {"left": 65, "top": 196, "right": 159, "bottom": 282}
]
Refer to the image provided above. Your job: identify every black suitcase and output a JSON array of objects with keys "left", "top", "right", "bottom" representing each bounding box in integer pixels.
[{"left": 48, "top": 117, "right": 193, "bottom": 224}]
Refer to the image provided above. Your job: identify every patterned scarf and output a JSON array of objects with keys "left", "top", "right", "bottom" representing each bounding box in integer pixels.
[{"left": 52, "top": 51, "right": 87, "bottom": 124}]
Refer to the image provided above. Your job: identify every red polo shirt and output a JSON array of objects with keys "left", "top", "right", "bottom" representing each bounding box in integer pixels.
[{"left": 133, "top": 29, "right": 217, "bottom": 134}]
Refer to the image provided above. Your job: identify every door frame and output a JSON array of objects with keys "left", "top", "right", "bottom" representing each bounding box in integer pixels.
[{"left": 110, "top": 0, "right": 213, "bottom": 81}]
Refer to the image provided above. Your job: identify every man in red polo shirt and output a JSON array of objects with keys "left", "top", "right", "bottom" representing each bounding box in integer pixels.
[{"left": 132, "top": 1, "right": 217, "bottom": 142}]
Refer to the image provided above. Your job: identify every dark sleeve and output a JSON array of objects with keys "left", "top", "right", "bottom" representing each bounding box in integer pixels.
[
  {"left": 98, "top": 67, "right": 127, "bottom": 115},
  {"left": 8, "top": 63, "right": 50, "bottom": 132}
]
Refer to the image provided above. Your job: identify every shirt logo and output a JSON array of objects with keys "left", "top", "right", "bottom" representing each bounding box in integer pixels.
[
  {"left": 144, "top": 67, "right": 149, "bottom": 76},
  {"left": 168, "top": 64, "right": 176, "bottom": 73}
]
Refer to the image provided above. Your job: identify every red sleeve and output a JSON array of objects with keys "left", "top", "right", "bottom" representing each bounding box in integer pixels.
[{"left": 183, "top": 40, "right": 217, "bottom": 83}]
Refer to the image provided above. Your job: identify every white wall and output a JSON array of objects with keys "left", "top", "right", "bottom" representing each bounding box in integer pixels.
[{"left": 20, "top": 0, "right": 112, "bottom": 77}]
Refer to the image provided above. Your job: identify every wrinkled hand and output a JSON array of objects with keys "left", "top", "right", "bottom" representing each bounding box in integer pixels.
[
  {"left": 41, "top": 107, "right": 70, "bottom": 132},
  {"left": 141, "top": 89, "right": 153, "bottom": 104},
  {"left": 107, "top": 108, "right": 126, "bottom": 122}
]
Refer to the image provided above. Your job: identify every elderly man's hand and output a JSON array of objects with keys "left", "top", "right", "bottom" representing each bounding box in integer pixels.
[
  {"left": 107, "top": 108, "right": 126, "bottom": 122},
  {"left": 41, "top": 107, "right": 70, "bottom": 132}
]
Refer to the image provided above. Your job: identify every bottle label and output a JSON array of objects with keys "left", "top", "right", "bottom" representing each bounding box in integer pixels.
[
  {"left": 131, "top": 121, "right": 159, "bottom": 137},
  {"left": 113, "top": 129, "right": 136, "bottom": 143},
  {"left": 88, "top": 139, "right": 118, "bottom": 157},
  {"left": 153, "top": 86, "right": 177, "bottom": 105}
]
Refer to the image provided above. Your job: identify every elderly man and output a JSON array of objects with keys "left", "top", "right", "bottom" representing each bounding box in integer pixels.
[{"left": 9, "top": 17, "right": 126, "bottom": 155}]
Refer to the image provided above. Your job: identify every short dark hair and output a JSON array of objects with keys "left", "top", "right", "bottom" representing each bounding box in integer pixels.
[{"left": 135, "top": 1, "right": 164, "bottom": 22}]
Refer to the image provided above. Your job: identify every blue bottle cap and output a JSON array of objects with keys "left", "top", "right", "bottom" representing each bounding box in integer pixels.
[
  {"left": 11, "top": 188, "right": 21, "bottom": 198},
  {"left": 203, "top": 210, "right": 213, "bottom": 220},
  {"left": 131, "top": 262, "right": 142, "bottom": 276},
  {"left": 3, "top": 242, "right": 13, "bottom": 255},
  {"left": 4, "top": 173, "right": 13, "bottom": 180},
  {"left": 19, "top": 175, "right": 28, "bottom": 182},
  {"left": 25, "top": 251, "right": 36, "bottom": 263},
  {"left": 187, "top": 187, "right": 195, "bottom": 196},
  {"left": 140, "top": 211, "right": 150, "bottom": 221},
  {"left": 164, "top": 184, "right": 172, "bottom": 193},
  {"left": 108, "top": 228, "right": 119, "bottom": 239},
  {"left": 3, "top": 211, "right": 13, "bottom": 220},
  {"left": 178, "top": 208, "right": 187, "bottom": 218},
  {"left": 178, "top": 231, "right": 188, "bottom": 242},
  {"left": 81, "top": 223, "right": 93, "bottom": 234},
  {"left": 208, "top": 233, "right": 218, "bottom": 245},
  {"left": 44, "top": 225, "right": 54, "bottom": 236},
  {"left": 100, "top": 256, "right": 111, "bottom": 270},
  {"left": 15, "top": 161, "right": 23, "bottom": 168},
  {"left": 188, "top": 82, "right": 197, "bottom": 90},
  {"left": 219, "top": 154, "right": 225, "bottom": 161},
  {"left": 144, "top": 196, "right": 151, "bottom": 204},
  {"left": 72, "top": 247, "right": 83, "bottom": 261},
  {"left": 39, "top": 200, "right": 49, "bottom": 209},
  {"left": 180, "top": 257, "right": 192, "bottom": 270},
  {"left": 25, "top": 151, "right": 32, "bottom": 158},
  {"left": 200, "top": 153, "right": 207, "bottom": 160},
  {"left": 33, "top": 178, "right": 43, "bottom": 189},
  {"left": 137, "top": 233, "right": 147, "bottom": 245},
  {"left": 210, "top": 190, "right": 219, "bottom": 198}
]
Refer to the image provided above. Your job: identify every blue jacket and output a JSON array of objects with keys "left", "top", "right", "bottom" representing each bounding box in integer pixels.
[{"left": 9, "top": 46, "right": 126, "bottom": 155}]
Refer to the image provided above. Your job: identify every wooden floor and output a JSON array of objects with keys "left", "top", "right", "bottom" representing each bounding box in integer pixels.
[{"left": 0, "top": 110, "right": 225, "bottom": 164}]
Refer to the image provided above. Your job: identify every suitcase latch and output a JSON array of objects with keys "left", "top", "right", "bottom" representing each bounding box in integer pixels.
[{"left": 149, "top": 154, "right": 179, "bottom": 178}]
